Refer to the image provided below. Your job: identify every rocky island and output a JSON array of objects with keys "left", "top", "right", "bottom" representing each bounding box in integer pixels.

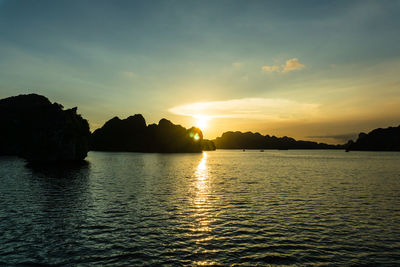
[
  {"left": 213, "top": 131, "right": 343, "bottom": 150},
  {"left": 346, "top": 125, "right": 400, "bottom": 151},
  {"left": 0, "top": 94, "right": 90, "bottom": 161},
  {"left": 2, "top": 94, "right": 398, "bottom": 160},
  {"left": 90, "top": 115, "right": 213, "bottom": 153}
]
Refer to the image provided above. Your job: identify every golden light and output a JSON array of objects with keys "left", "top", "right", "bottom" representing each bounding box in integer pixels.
[
  {"left": 187, "top": 151, "right": 217, "bottom": 265},
  {"left": 195, "top": 151, "right": 207, "bottom": 178},
  {"left": 194, "top": 115, "right": 209, "bottom": 130}
]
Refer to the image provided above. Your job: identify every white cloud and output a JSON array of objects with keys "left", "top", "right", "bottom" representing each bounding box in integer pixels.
[
  {"left": 169, "top": 97, "right": 319, "bottom": 121},
  {"left": 282, "top": 58, "right": 305, "bottom": 73},
  {"left": 262, "top": 58, "right": 305, "bottom": 73}
]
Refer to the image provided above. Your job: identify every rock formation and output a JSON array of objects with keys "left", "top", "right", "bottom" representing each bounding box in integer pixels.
[
  {"left": 201, "top": 139, "right": 216, "bottom": 151},
  {"left": 0, "top": 94, "right": 90, "bottom": 161},
  {"left": 91, "top": 116, "right": 206, "bottom": 153},
  {"left": 346, "top": 125, "right": 400, "bottom": 151},
  {"left": 213, "top": 131, "right": 342, "bottom": 150}
]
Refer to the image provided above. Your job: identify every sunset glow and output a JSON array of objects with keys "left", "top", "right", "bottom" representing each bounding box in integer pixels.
[
  {"left": 1, "top": 1, "right": 400, "bottom": 266},
  {"left": 194, "top": 115, "right": 210, "bottom": 130},
  {"left": 0, "top": 1, "right": 399, "bottom": 144}
]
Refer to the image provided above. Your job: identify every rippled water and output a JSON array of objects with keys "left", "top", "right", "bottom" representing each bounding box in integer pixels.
[{"left": 1, "top": 150, "right": 400, "bottom": 266}]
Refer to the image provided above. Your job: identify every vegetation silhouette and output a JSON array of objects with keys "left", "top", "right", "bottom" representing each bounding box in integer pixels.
[
  {"left": 213, "top": 131, "right": 344, "bottom": 150},
  {"left": 346, "top": 125, "right": 400, "bottom": 151},
  {"left": 0, "top": 94, "right": 90, "bottom": 162},
  {"left": 90, "top": 115, "right": 215, "bottom": 153}
]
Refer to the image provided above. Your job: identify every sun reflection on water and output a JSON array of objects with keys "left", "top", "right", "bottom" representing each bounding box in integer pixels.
[
  {"left": 194, "top": 152, "right": 209, "bottom": 209},
  {"left": 196, "top": 152, "right": 207, "bottom": 180},
  {"left": 190, "top": 152, "right": 218, "bottom": 266}
]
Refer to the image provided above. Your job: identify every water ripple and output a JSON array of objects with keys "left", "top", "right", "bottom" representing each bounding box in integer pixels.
[{"left": 1, "top": 151, "right": 400, "bottom": 265}]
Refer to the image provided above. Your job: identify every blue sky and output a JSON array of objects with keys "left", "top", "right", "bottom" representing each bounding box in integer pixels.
[{"left": 1, "top": 0, "right": 400, "bottom": 143}]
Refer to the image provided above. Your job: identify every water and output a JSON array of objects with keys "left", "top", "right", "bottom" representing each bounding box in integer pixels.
[{"left": 1, "top": 150, "right": 400, "bottom": 266}]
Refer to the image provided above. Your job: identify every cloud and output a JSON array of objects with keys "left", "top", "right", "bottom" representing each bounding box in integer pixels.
[
  {"left": 282, "top": 58, "right": 305, "bottom": 73},
  {"left": 169, "top": 98, "right": 319, "bottom": 121},
  {"left": 262, "top": 58, "right": 305, "bottom": 73},
  {"left": 261, "top": 65, "right": 280, "bottom": 73}
]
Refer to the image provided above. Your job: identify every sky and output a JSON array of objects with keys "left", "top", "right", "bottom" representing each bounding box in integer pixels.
[{"left": 1, "top": 0, "right": 399, "bottom": 144}]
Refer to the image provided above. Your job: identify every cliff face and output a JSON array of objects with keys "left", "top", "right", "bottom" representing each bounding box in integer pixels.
[
  {"left": 91, "top": 116, "right": 205, "bottom": 153},
  {"left": 0, "top": 94, "right": 90, "bottom": 161},
  {"left": 346, "top": 126, "right": 400, "bottom": 151},
  {"left": 213, "top": 131, "right": 342, "bottom": 150}
]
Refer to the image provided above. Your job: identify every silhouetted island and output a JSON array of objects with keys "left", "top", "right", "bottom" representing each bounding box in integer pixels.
[
  {"left": 213, "top": 131, "right": 343, "bottom": 150},
  {"left": 346, "top": 125, "right": 400, "bottom": 151},
  {"left": 0, "top": 94, "right": 90, "bottom": 161},
  {"left": 4, "top": 94, "right": 399, "bottom": 157},
  {"left": 201, "top": 139, "right": 217, "bottom": 151},
  {"left": 91, "top": 115, "right": 215, "bottom": 153}
]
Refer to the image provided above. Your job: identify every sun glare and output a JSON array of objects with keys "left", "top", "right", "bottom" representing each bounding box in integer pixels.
[{"left": 194, "top": 115, "right": 209, "bottom": 130}]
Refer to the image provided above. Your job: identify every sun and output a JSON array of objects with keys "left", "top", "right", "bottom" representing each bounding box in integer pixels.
[{"left": 194, "top": 115, "right": 209, "bottom": 130}]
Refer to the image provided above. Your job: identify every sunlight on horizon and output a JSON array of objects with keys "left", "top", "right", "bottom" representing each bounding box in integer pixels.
[
  {"left": 170, "top": 98, "right": 320, "bottom": 121},
  {"left": 194, "top": 115, "right": 210, "bottom": 131}
]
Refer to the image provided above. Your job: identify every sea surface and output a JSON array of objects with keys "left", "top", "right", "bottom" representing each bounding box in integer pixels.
[{"left": 1, "top": 150, "right": 400, "bottom": 266}]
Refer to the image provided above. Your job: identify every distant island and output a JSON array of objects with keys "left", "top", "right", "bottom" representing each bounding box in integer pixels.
[
  {"left": 346, "top": 125, "right": 400, "bottom": 151},
  {"left": 91, "top": 115, "right": 215, "bottom": 153},
  {"left": 1, "top": 93, "right": 399, "bottom": 162},
  {"left": 0, "top": 94, "right": 90, "bottom": 161},
  {"left": 212, "top": 131, "right": 344, "bottom": 150}
]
